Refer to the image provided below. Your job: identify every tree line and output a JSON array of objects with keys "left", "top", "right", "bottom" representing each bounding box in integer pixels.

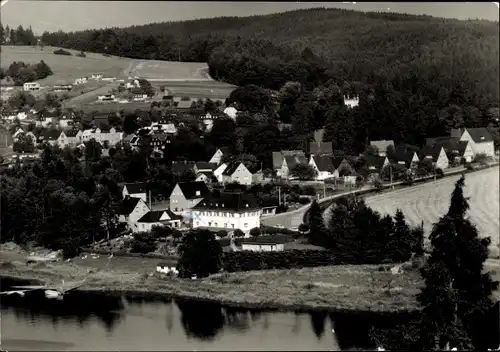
[
  {"left": 0, "top": 60, "right": 53, "bottom": 85},
  {"left": 0, "top": 23, "right": 38, "bottom": 45}
]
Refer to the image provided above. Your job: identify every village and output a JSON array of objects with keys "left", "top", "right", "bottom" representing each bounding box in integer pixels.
[{"left": 0, "top": 73, "right": 498, "bottom": 259}]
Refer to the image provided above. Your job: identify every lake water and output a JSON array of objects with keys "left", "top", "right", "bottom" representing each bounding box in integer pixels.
[{"left": 1, "top": 278, "right": 498, "bottom": 351}]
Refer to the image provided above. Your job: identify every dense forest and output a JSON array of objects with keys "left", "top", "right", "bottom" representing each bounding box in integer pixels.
[{"left": 0, "top": 23, "right": 37, "bottom": 45}]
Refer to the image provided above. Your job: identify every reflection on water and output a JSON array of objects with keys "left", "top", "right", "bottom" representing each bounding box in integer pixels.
[{"left": 1, "top": 277, "right": 498, "bottom": 351}]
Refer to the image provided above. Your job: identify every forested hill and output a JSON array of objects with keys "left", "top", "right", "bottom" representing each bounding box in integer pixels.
[{"left": 40, "top": 8, "right": 499, "bottom": 102}]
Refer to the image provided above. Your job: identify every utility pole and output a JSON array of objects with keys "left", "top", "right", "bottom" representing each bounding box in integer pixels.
[
  {"left": 390, "top": 164, "right": 394, "bottom": 190},
  {"left": 323, "top": 181, "right": 326, "bottom": 199},
  {"left": 278, "top": 187, "right": 281, "bottom": 206}
]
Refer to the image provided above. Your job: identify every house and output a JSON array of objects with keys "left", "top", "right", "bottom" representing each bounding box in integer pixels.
[
  {"left": 309, "top": 141, "right": 333, "bottom": 156},
  {"left": 191, "top": 192, "right": 261, "bottom": 233},
  {"left": 224, "top": 106, "right": 238, "bottom": 119},
  {"left": 222, "top": 162, "right": 253, "bottom": 185},
  {"left": 23, "top": 82, "right": 40, "bottom": 91},
  {"left": 118, "top": 196, "right": 150, "bottom": 230},
  {"left": 74, "top": 77, "right": 88, "bottom": 85},
  {"left": 261, "top": 206, "right": 277, "bottom": 217},
  {"left": 370, "top": 140, "right": 395, "bottom": 156},
  {"left": 433, "top": 139, "right": 474, "bottom": 165},
  {"left": 169, "top": 181, "right": 210, "bottom": 213},
  {"left": 209, "top": 147, "right": 231, "bottom": 164},
  {"left": 12, "top": 128, "right": 25, "bottom": 141},
  {"left": 122, "top": 183, "right": 148, "bottom": 202},
  {"left": 58, "top": 119, "right": 75, "bottom": 129},
  {"left": 332, "top": 157, "right": 357, "bottom": 184},
  {"left": 363, "top": 154, "right": 390, "bottom": 181},
  {"left": 41, "top": 129, "right": 62, "bottom": 146},
  {"left": 241, "top": 235, "right": 287, "bottom": 252},
  {"left": 389, "top": 150, "right": 420, "bottom": 169},
  {"left": 57, "top": 129, "right": 81, "bottom": 148},
  {"left": 147, "top": 121, "right": 177, "bottom": 135},
  {"left": 196, "top": 172, "right": 218, "bottom": 184},
  {"left": 451, "top": 127, "right": 495, "bottom": 158},
  {"left": 91, "top": 73, "right": 103, "bottom": 80},
  {"left": 80, "top": 127, "right": 123, "bottom": 146},
  {"left": 280, "top": 154, "right": 309, "bottom": 179},
  {"left": 149, "top": 133, "right": 171, "bottom": 152},
  {"left": 309, "top": 155, "right": 335, "bottom": 181},
  {"left": 272, "top": 150, "right": 306, "bottom": 176},
  {"left": 344, "top": 94, "right": 359, "bottom": 109},
  {"left": 97, "top": 94, "right": 115, "bottom": 102},
  {"left": 419, "top": 145, "right": 449, "bottom": 170},
  {"left": 213, "top": 163, "right": 229, "bottom": 183},
  {"left": 135, "top": 210, "right": 182, "bottom": 232},
  {"left": 194, "top": 162, "right": 218, "bottom": 174},
  {"left": 171, "top": 161, "right": 196, "bottom": 174},
  {"left": 177, "top": 99, "right": 196, "bottom": 109}
]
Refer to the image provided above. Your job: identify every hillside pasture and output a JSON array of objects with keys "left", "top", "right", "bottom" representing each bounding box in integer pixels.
[
  {"left": 159, "top": 80, "right": 236, "bottom": 99},
  {"left": 364, "top": 167, "right": 500, "bottom": 256},
  {"left": 125, "top": 60, "right": 211, "bottom": 81},
  {"left": 0, "top": 46, "right": 130, "bottom": 85}
]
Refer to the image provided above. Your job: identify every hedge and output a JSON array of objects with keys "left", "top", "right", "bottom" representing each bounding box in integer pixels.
[
  {"left": 80, "top": 247, "right": 179, "bottom": 260},
  {"left": 222, "top": 249, "right": 339, "bottom": 272},
  {"left": 222, "top": 248, "right": 410, "bottom": 272}
]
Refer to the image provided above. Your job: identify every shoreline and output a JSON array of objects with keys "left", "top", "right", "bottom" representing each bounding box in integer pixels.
[{"left": 0, "top": 261, "right": 424, "bottom": 315}]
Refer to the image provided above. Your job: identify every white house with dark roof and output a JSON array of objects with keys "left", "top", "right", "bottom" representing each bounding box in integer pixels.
[
  {"left": 419, "top": 145, "right": 449, "bottom": 170},
  {"left": 194, "top": 162, "right": 218, "bottom": 174},
  {"left": 280, "top": 154, "right": 309, "bottom": 179},
  {"left": 118, "top": 196, "right": 150, "bottom": 230},
  {"left": 122, "top": 183, "right": 148, "bottom": 202},
  {"left": 169, "top": 181, "right": 210, "bottom": 214},
  {"left": 451, "top": 127, "right": 495, "bottom": 157},
  {"left": 272, "top": 150, "right": 306, "bottom": 177},
  {"left": 209, "top": 147, "right": 231, "bottom": 164},
  {"left": 221, "top": 161, "right": 253, "bottom": 185},
  {"left": 191, "top": 192, "right": 261, "bottom": 233},
  {"left": 134, "top": 210, "right": 182, "bottom": 232},
  {"left": 309, "top": 155, "right": 335, "bottom": 180}
]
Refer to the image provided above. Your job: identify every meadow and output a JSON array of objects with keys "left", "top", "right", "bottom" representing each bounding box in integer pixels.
[
  {"left": 364, "top": 166, "right": 500, "bottom": 254},
  {"left": 1, "top": 46, "right": 218, "bottom": 84}
]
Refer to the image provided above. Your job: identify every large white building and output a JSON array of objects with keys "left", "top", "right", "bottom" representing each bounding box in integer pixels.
[
  {"left": 451, "top": 127, "right": 496, "bottom": 158},
  {"left": 23, "top": 82, "right": 40, "bottom": 91},
  {"left": 191, "top": 192, "right": 261, "bottom": 233},
  {"left": 81, "top": 127, "right": 123, "bottom": 146}
]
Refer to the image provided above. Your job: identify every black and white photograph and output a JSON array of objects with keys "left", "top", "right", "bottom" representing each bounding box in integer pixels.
[{"left": 0, "top": 1, "right": 499, "bottom": 351}]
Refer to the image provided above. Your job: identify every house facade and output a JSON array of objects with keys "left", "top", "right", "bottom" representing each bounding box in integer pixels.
[
  {"left": 134, "top": 210, "right": 182, "bottom": 233},
  {"left": 57, "top": 130, "right": 81, "bottom": 148},
  {"left": 280, "top": 155, "right": 309, "bottom": 179},
  {"left": 118, "top": 197, "right": 150, "bottom": 230},
  {"left": 452, "top": 128, "right": 495, "bottom": 158},
  {"left": 169, "top": 181, "right": 209, "bottom": 214},
  {"left": 209, "top": 147, "right": 230, "bottom": 164},
  {"left": 241, "top": 236, "right": 286, "bottom": 252},
  {"left": 122, "top": 183, "right": 148, "bottom": 202},
  {"left": 23, "top": 82, "right": 40, "bottom": 91},
  {"left": 191, "top": 192, "right": 261, "bottom": 233},
  {"left": 222, "top": 162, "right": 253, "bottom": 185},
  {"left": 272, "top": 150, "right": 305, "bottom": 176},
  {"left": 309, "top": 155, "right": 335, "bottom": 180},
  {"left": 81, "top": 127, "right": 123, "bottom": 146},
  {"left": 420, "top": 146, "right": 449, "bottom": 170}
]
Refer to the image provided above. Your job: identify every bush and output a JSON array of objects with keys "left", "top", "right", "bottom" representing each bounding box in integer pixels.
[
  {"left": 435, "top": 168, "right": 444, "bottom": 178},
  {"left": 233, "top": 229, "right": 245, "bottom": 238},
  {"left": 222, "top": 249, "right": 339, "bottom": 272},
  {"left": 298, "top": 197, "right": 311, "bottom": 205},
  {"left": 130, "top": 232, "right": 157, "bottom": 254},
  {"left": 249, "top": 227, "right": 261, "bottom": 237},
  {"left": 76, "top": 51, "right": 86, "bottom": 58},
  {"left": 373, "top": 178, "right": 383, "bottom": 191},
  {"left": 217, "top": 230, "right": 228, "bottom": 238},
  {"left": 54, "top": 48, "right": 72, "bottom": 56}
]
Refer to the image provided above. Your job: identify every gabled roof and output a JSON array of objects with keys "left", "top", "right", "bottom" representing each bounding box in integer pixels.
[
  {"left": 177, "top": 181, "right": 210, "bottom": 200},
  {"left": 193, "top": 192, "right": 259, "bottom": 212},
  {"left": 195, "top": 162, "right": 218, "bottom": 171},
  {"left": 124, "top": 182, "right": 147, "bottom": 194},
  {"left": 434, "top": 139, "right": 469, "bottom": 158},
  {"left": 284, "top": 154, "right": 308, "bottom": 169},
  {"left": 309, "top": 141, "right": 333, "bottom": 155},
  {"left": 272, "top": 150, "right": 305, "bottom": 170},
  {"left": 395, "top": 143, "right": 421, "bottom": 153},
  {"left": 363, "top": 154, "right": 387, "bottom": 169},
  {"left": 65, "top": 129, "right": 80, "bottom": 137},
  {"left": 312, "top": 155, "right": 335, "bottom": 172},
  {"left": 241, "top": 234, "right": 288, "bottom": 245},
  {"left": 332, "top": 156, "right": 350, "bottom": 169},
  {"left": 118, "top": 197, "right": 141, "bottom": 215},
  {"left": 426, "top": 136, "right": 454, "bottom": 147},
  {"left": 137, "top": 210, "right": 182, "bottom": 223},
  {"left": 419, "top": 145, "right": 444, "bottom": 162},
  {"left": 222, "top": 161, "right": 247, "bottom": 176},
  {"left": 370, "top": 140, "right": 395, "bottom": 153},
  {"left": 390, "top": 151, "right": 418, "bottom": 167},
  {"left": 464, "top": 128, "right": 493, "bottom": 143},
  {"left": 43, "top": 129, "right": 62, "bottom": 141}
]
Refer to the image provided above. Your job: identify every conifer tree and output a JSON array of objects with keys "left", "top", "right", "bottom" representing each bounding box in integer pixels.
[
  {"left": 417, "top": 175, "right": 498, "bottom": 350},
  {"left": 308, "top": 199, "right": 326, "bottom": 246}
]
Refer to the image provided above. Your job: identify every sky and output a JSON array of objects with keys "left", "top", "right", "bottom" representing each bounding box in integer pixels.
[{"left": 0, "top": 1, "right": 499, "bottom": 34}]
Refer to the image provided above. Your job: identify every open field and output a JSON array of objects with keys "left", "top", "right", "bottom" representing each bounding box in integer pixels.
[
  {"left": 1, "top": 46, "right": 130, "bottom": 85},
  {"left": 1, "top": 46, "right": 218, "bottom": 84},
  {"left": 365, "top": 166, "right": 500, "bottom": 255}
]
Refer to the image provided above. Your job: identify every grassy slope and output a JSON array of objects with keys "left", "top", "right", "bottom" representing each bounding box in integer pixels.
[
  {"left": 1, "top": 249, "right": 498, "bottom": 312},
  {"left": 0, "top": 46, "right": 213, "bottom": 84}
]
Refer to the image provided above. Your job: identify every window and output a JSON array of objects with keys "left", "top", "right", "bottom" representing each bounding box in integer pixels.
[
  {"left": 231, "top": 224, "right": 235, "bottom": 228},
  {"left": 244, "top": 223, "right": 248, "bottom": 228}
]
